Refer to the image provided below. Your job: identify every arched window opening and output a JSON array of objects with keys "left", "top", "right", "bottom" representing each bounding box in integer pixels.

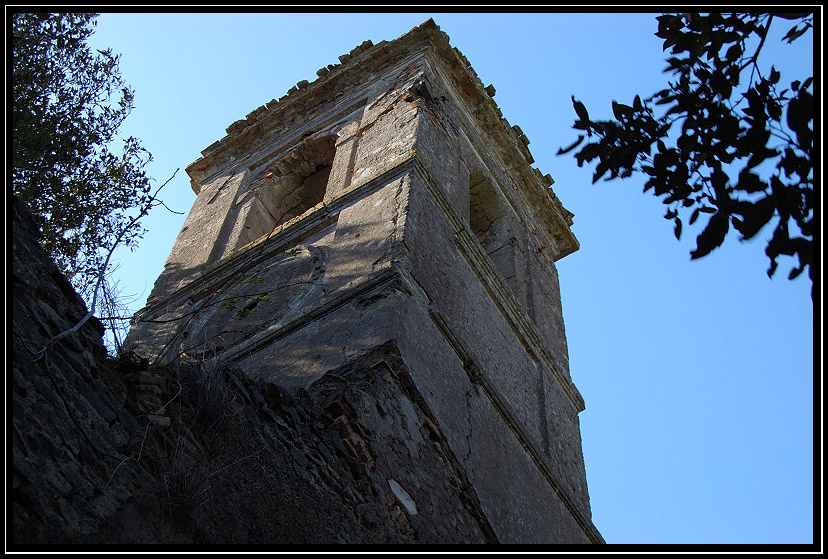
[{"left": 235, "top": 134, "right": 336, "bottom": 250}]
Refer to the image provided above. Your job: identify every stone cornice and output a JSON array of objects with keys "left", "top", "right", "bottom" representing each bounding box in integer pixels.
[
  {"left": 183, "top": 19, "right": 578, "bottom": 259},
  {"left": 184, "top": 22, "right": 432, "bottom": 190}
]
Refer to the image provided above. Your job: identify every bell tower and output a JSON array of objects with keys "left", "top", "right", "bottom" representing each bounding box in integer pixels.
[{"left": 125, "top": 19, "right": 602, "bottom": 544}]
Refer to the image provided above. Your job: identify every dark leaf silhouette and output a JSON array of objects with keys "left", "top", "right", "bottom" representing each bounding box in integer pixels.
[
  {"left": 560, "top": 12, "right": 813, "bottom": 294},
  {"left": 557, "top": 135, "right": 584, "bottom": 155},
  {"left": 691, "top": 212, "right": 730, "bottom": 259}
]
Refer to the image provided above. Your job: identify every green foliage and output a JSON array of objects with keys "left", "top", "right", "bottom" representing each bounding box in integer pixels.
[
  {"left": 560, "top": 13, "right": 813, "bottom": 291},
  {"left": 12, "top": 13, "right": 153, "bottom": 302},
  {"left": 235, "top": 294, "right": 271, "bottom": 318}
]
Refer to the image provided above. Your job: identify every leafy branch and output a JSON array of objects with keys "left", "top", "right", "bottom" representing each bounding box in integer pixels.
[{"left": 559, "top": 12, "right": 813, "bottom": 294}]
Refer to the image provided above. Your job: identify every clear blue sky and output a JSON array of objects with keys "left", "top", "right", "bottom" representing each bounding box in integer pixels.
[{"left": 86, "top": 12, "right": 815, "bottom": 545}]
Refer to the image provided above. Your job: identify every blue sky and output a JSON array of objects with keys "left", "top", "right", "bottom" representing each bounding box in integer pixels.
[{"left": 85, "top": 12, "right": 815, "bottom": 545}]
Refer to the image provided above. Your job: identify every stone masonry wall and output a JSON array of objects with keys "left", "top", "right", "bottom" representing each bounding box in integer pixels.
[
  {"left": 12, "top": 196, "right": 146, "bottom": 543},
  {"left": 11, "top": 196, "right": 503, "bottom": 545}
]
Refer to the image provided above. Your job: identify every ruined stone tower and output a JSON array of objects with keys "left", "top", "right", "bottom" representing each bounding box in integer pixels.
[{"left": 124, "top": 19, "right": 603, "bottom": 544}]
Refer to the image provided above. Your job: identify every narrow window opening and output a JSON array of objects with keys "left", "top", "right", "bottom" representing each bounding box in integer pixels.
[{"left": 469, "top": 171, "right": 518, "bottom": 292}]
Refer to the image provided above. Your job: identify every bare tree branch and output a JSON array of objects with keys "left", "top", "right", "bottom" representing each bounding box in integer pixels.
[{"left": 39, "top": 169, "right": 179, "bottom": 353}]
